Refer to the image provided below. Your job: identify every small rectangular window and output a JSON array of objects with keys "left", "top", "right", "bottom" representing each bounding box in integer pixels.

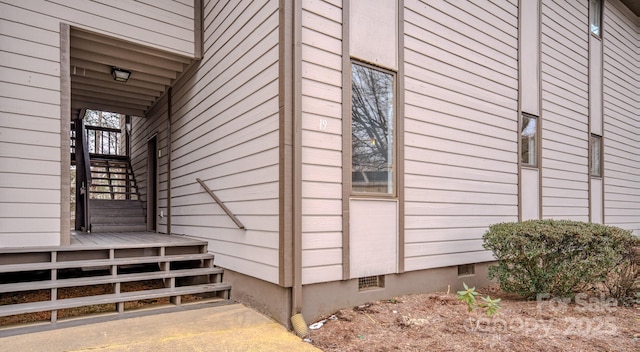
[
  {"left": 351, "top": 62, "right": 395, "bottom": 194},
  {"left": 590, "top": 0, "right": 602, "bottom": 37},
  {"left": 521, "top": 113, "right": 538, "bottom": 167},
  {"left": 458, "top": 264, "right": 475, "bottom": 277},
  {"left": 590, "top": 134, "right": 602, "bottom": 177}
]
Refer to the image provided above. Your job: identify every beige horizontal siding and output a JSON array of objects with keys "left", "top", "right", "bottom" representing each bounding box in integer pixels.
[
  {"left": 403, "top": 0, "right": 519, "bottom": 272},
  {"left": 151, "top": 0, "right": 280, "bottom": 284},
  {"left": 0, "top": 0, "right": 195, "bottom": 246},
  {"left": 540, "top": 0, "right": 589, "bottom": 221},
  {"left": 300, "top": 0, "right": 344, "bottom": 285},
  {"left": 603, "top": 1, "right": 640, "bottom": 234},
  {"left": 0, "top": 4, "right": 61, "bottom": 245},
  {"left": 130, "top": 93, "right": 169, "bottom": 234},
  {"left": 2, "top": 0, "right": 195, "bottom": 55}
]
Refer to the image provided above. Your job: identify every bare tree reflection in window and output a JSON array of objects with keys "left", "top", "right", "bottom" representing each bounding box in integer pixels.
[
  {"left": 351, "top": 63, "right": 394, "bottom": 193},
  {"left": 521, "top": 113, "right": 537, "bottom": 167}
]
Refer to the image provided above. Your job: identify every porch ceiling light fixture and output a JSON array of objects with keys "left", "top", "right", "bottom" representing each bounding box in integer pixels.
[{"left": 111, "top": 67, "right": 131, "bottom": 82}]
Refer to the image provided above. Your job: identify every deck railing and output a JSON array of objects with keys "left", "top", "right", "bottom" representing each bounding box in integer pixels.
[{"left": 85, "top": 125, "right": 123, "bottom": 156}]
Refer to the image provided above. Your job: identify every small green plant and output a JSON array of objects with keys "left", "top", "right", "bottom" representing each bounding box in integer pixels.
[
  {"left": 457, "top": 283, "right": 501, "bottom": 316},
  {"left": 479, "top": 296, "right": 501, "bottom": 317},
  {"left": 457, "top": 282, "right": 479, "bottom": 312}
]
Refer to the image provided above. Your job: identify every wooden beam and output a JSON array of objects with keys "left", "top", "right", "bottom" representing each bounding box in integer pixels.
[
  {"left": 70, "top": 58, "right": 172, "bottom": 86},
  {"left": 71, "top": 70, "right": 166, "bottom": 92},
  {"left": 71, "top": 88, "right": 154, "bottom": 107},
  {"left": 71, "top": 37, "right": 186, "bottom": 72},
  {"left": 71, "top": 82, "right": 158, "bottom": 102},
  {"left": 71, "top": 75, "right": 163, "bottom": 97},
  {"left": 72, "top": 94, "right": 149, "bottom": 111},
  {"left": 71, "top": 28, "right": 192, "bottom": 64},
  {"left": 71, "top": 48, "right": 177, "bottom": 79},
  {"left": 71, "top": 101, "right": 145, "bottom": 117}
]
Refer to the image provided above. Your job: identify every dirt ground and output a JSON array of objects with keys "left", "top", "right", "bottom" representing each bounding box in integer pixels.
[{"left": 308, "top": 286, "right": 639, "bottom": 352}]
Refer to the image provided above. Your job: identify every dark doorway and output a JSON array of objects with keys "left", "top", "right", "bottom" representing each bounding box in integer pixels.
[{"left": 147, "top": 136, "right": 157, "bottom": 232}]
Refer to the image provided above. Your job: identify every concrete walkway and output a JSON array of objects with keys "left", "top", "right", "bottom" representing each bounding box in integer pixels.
[{"left": 0, "top": 304, "right": 321, "bottom": 352}]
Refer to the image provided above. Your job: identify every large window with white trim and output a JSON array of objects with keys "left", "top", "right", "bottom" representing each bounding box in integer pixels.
[{"left": 351, "top": 62, "right": 395, "bottom": 194}]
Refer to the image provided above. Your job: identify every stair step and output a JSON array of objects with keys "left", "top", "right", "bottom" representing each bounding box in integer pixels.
[
  {"left": 90, "top": 190, "right": 139, "bottom": 196},
  {"left": 91, "top": 223, "right": 147, "bottom": 233},
  {"left": 90, "top": 159, "right": 128, "bottom": 165},
  {"left": 91, "top": 200, "right": 144, "bottom": 208},
  {"left": 90, "top": 160, "right": 129, "bottom": 165},
  {"left": 87, "top": 155, "right": 140, "bottom": 201},
  {"left": 0, "top": 283, "right": 231, "bottom": 317},
  {"left": 90, "top": 209, "right": 143, "bottom": 216},
  {"left": 91, "top": 178, "right": 135, "bottom": 183},
  {"left": 90, "top": 208, "right": 144, "bottom": 217},
  {"left": 0, "top": 253, "right": 215, "bottom": 273},
  {"left": 89, "top": 215, "right": 146, "bottom": 224},
  {"left": 0, "top": 267, "right": 224, "bottom": 294},
  {"left": 91, "top": 168, "right": 131, "bottom": 177}
]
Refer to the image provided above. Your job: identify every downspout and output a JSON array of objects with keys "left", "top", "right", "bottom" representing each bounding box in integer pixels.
[
  {"left": 292, "top": 0, "right": 303, "bottom": 320},
  {"left": 279, "top": 0, "right": 304, "bottom": 331}
]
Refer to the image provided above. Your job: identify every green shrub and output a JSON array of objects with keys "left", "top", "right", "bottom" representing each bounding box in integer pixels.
[
  {"left": 604, "top": 245, "right": 639, "bottom": 300},
  {"left": 482, "top": 219, "right": 639, "bottom": 299}
]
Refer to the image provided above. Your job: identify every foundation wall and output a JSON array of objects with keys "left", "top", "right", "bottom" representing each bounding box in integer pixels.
[{"left": 302, "top": 262, "right": 493, "bottom": 323}]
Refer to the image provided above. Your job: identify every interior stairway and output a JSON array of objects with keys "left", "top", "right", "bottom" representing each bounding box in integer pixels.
[{"left": 88, "top": 157, "right": 146, "bottom": 232}]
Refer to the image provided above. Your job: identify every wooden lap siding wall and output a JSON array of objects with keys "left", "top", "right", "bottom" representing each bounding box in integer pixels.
[
  {"left": 603, "top": 1, "right": 640, "bottom": 234},
  {"left": 402, "top": 0, "right": 520, "bottom": 271},
  {"left": 0, "top": 0, "right": 195, "bottom": 247},
  {"left": 130, "top": 0, "right": 281, "bottom": 284},
  {"left": 540, "top": 0, "right": 590, "bottom": 221},
  {"left": 300, "top": 0, "right": 344, "bottom": 285}
]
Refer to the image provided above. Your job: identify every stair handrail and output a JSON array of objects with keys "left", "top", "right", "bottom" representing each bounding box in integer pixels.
[
  {"left": 81, "top": 125, "right": 92, "bottom": 187},
  {"left": 74, "top": 118, "right": 92, "bottom": 231},
  {"left": 196, "top": 178, "right": 245, "bottom": 230}
]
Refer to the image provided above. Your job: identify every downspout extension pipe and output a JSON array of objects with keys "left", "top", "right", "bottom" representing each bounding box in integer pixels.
[{"left": 291, "top": 312, "right": 309, "bottom": 338}]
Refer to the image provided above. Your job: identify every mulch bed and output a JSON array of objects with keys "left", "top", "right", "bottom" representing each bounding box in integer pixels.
[{"left": 308, "top": 286, "right": 639, "bottom": 351}]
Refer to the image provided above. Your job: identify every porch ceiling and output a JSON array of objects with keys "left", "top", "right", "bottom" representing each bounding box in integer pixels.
[{"left": 70, "top": 28, "right": 192, "bottom": 119}]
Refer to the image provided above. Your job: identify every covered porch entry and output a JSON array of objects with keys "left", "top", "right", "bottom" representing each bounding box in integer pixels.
[{"left": 65, "top": 26, "right": 191, "bottom": 238}]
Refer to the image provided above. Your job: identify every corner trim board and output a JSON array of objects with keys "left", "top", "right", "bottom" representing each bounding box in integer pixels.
[
  {"left": 396, "top": 0, "right": 405, "bottom": 274},
  {"left": 278, "top": 0, "right": 294, "bottom": 288},
  {"left": 60, "top": 23, "right": 71, "bottom": 245},
  {"left": 341, "top": 0, "right": 351, "bottom": 280}
]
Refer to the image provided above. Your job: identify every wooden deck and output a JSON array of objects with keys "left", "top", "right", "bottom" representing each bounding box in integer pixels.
[
  {"left": 0, "top": 231, "right": 231, "bottom": 332},
  {"left": 70, "top": 231, "right": 206, "bottom": 249},
  {"left": 0, "top": 232, "right": 207, "bottom": 254}
]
